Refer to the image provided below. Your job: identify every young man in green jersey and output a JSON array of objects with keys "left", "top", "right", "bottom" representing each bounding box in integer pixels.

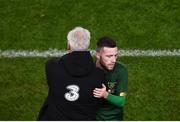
[{"left": 93, "top": 37, "right": 128, "bottom": 120}]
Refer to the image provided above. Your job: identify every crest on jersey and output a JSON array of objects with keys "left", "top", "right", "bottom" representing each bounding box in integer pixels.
[{"left": 107, "top": 81, "right": 117, "bottom": 93}]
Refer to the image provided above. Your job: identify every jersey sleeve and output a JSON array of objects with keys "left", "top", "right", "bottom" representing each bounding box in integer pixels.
[
  {"left": 116, "top": 64, "right": 128, "bottom": 94},
  {"left": 106, "top": 93, "right": 126, "bottom": 107},
  {"left": 105, "top": 63, "right": 128, "bottom": 108}
]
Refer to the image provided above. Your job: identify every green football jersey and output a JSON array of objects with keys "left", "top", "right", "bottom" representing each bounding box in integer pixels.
[{"left": 96, "top": 62, "right": 128, "bottom": 120}]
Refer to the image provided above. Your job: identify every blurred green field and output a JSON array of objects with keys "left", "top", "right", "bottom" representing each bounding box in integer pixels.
[
  {"left": 0, "top": 0, "right": 180, "bottom": 50},
  {"left": 0, "top": 57, "right": 179, "bottom": 120},
  {"left": 0, "top": 0, "right": 180, "bottom": 120}
]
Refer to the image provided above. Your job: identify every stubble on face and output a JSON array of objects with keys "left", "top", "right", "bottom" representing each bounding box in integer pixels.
[{"left": 98, "top": 47, "right": 118, "bottom": 71}]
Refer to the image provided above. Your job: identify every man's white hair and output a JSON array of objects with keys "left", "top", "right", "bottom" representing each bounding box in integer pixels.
[{"left": 67, "top": 27, "right": 90, "bottom": 51}]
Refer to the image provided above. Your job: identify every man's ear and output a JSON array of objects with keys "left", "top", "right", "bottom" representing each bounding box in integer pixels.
[
  {"left": 96, "top": 52, "right": 100, "bottom": 59},
  {"left": 67, "top": 43, "right": 71, "bottom": 51}
]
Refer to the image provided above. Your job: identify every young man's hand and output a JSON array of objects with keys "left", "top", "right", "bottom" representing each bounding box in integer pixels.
[{"left": 93, "top": 84, "right": 109, "bottom": 98}]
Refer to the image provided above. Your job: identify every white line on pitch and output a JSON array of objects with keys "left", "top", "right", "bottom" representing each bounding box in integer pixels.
[{"left": 0, "top": 49, "right": 180, "bottom": 58}]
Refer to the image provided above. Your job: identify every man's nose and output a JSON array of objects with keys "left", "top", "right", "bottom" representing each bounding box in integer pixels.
[{"left": 111, "top": 57, "right": 116, "bottom": 63}]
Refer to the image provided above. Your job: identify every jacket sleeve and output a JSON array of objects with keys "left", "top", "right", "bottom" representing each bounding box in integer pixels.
[
  {"left": 45, "top": 60, "right": 50, "bottom": 87},
  {"left": 45, "top": 58, "right": 55, "bottom": 88}
]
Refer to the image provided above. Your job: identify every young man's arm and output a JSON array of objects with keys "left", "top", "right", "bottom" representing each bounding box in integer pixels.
[{"left": 93, "top": 84, "right": 126, "bottom": 107}]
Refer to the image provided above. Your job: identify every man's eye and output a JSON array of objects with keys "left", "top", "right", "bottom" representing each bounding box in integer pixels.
[{"left": 106, "top": 55, "right": 112, "bottom": 58}]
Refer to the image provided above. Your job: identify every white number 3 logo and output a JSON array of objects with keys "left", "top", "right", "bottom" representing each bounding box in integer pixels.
[{"left": 64, "top": 85, "right": 80, "bottom": 101}]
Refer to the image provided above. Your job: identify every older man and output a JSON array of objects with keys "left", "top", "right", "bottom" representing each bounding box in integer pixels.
[{"left": 37, "top": 27, "right": 105, "bottom": 120}]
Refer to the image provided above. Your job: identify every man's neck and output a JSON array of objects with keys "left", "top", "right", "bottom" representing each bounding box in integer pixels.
[{"left": 96, "top": 60, "right": 108, "bottom": 71}]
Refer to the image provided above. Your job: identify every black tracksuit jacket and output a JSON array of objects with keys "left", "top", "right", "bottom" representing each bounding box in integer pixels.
[{"left": 37, "top": 51, "right": 105, "bottom": 120}]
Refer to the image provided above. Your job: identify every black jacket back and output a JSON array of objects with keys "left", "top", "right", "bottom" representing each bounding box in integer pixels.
[{"left": 37, "top": 51, "right": 105, "bottom": 120}]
